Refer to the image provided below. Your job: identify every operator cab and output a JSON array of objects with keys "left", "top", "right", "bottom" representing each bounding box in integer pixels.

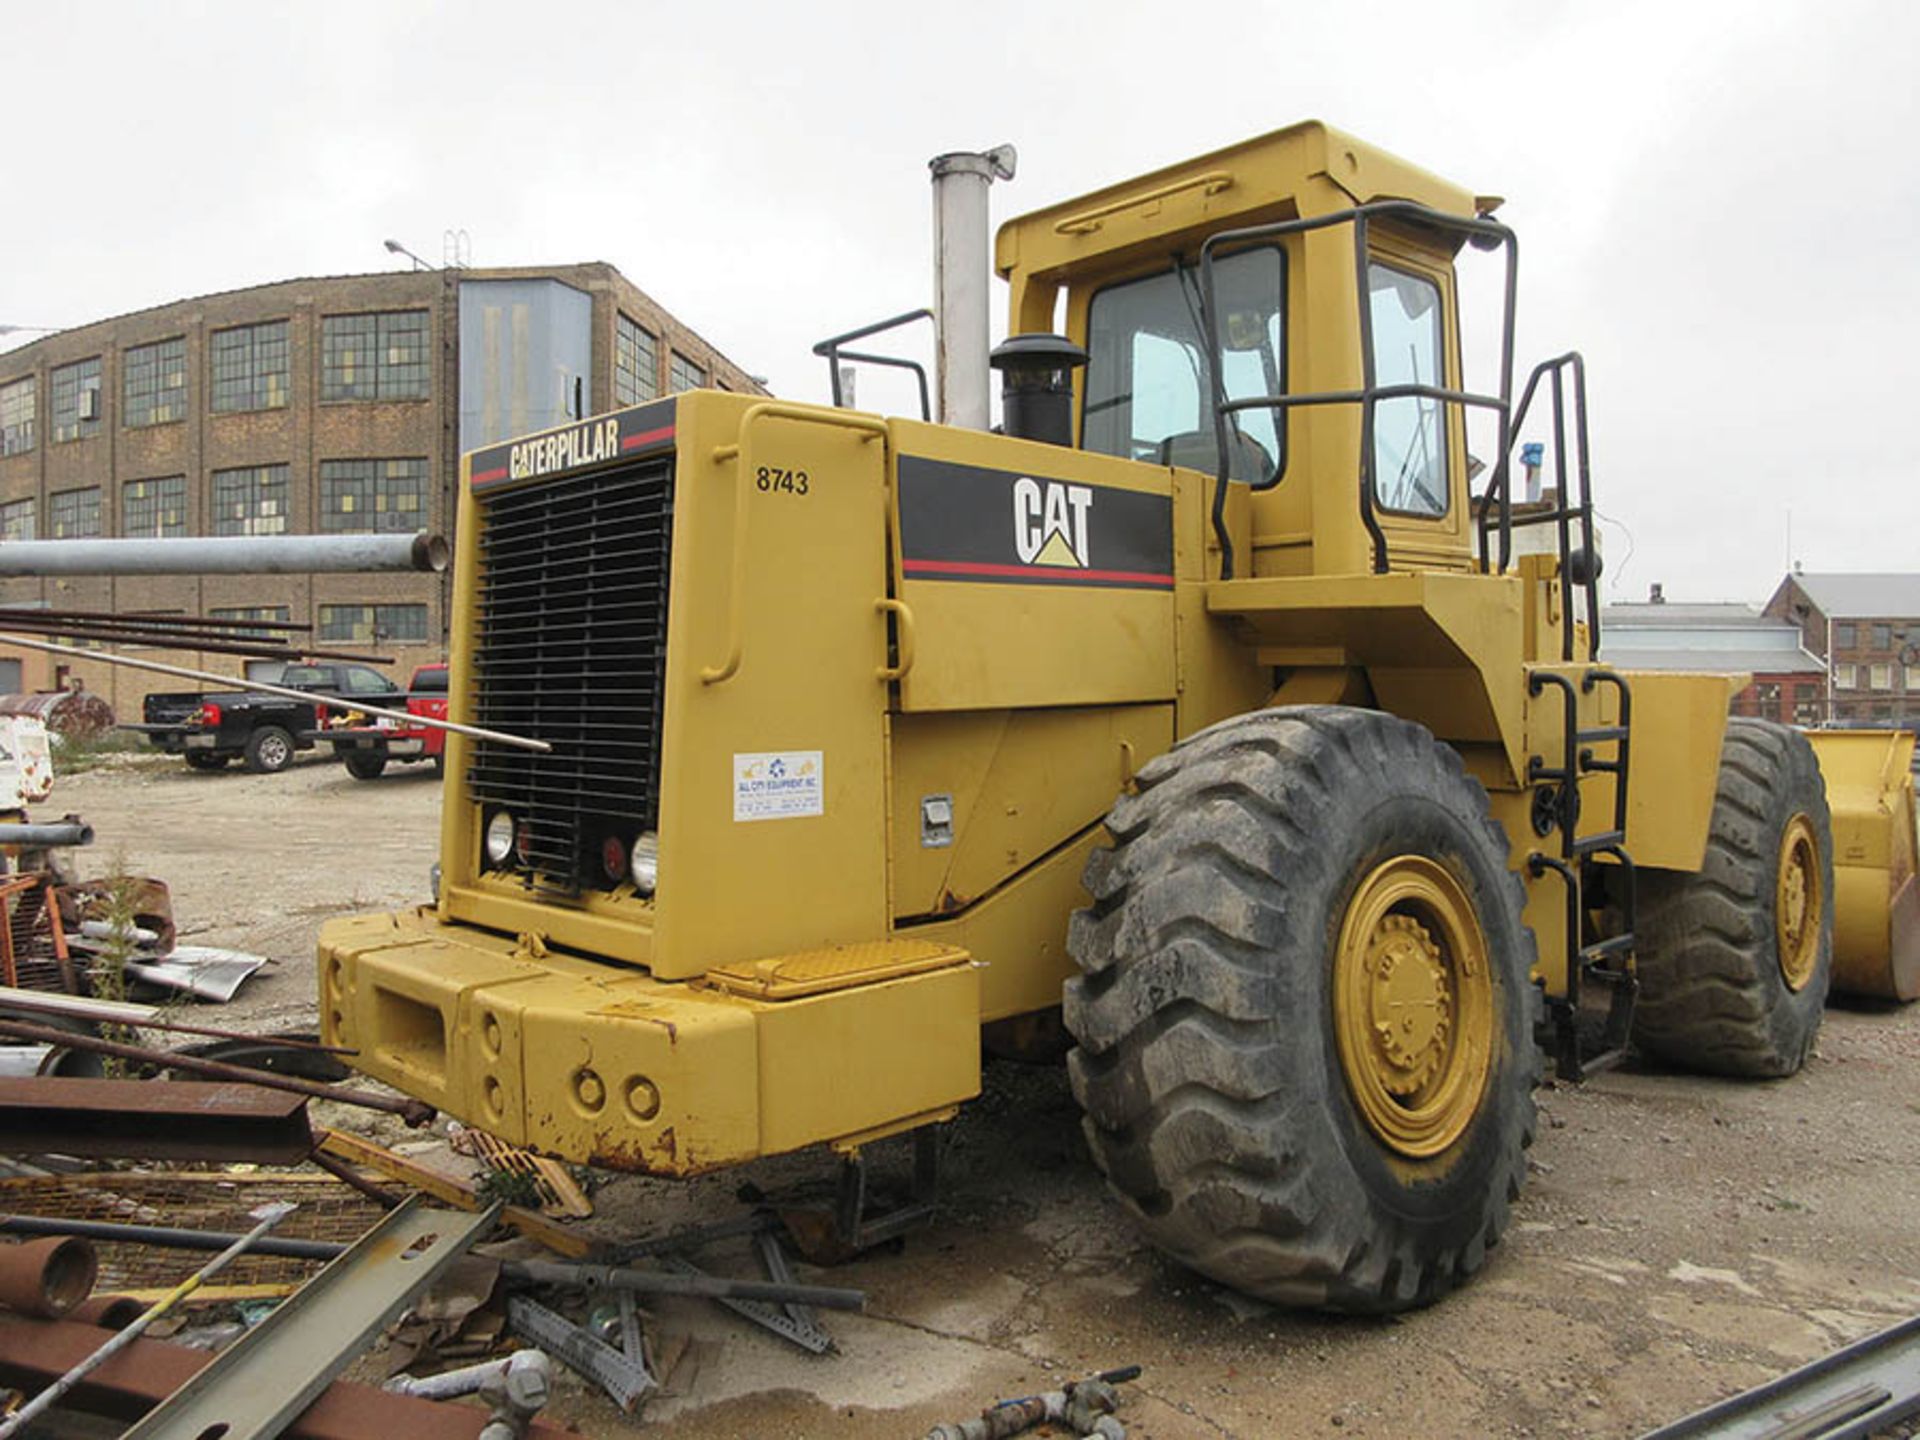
[{"left": 995, "top": 120, "right": 1495, "bottom": 581}]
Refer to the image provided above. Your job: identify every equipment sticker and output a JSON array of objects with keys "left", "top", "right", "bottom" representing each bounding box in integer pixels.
[{"left": 733, "top": 751, "right": 825, "bottom": 822}]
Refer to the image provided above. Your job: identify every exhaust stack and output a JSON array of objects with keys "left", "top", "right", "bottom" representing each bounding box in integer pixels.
[{"left": 930, "top": 145, "right": 1016, "bottom": 431}]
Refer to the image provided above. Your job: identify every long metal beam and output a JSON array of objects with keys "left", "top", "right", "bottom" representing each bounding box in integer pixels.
[
  {"left": 0, "top": 532, "right": 448, "bottom": 577},
  {"left": 0, "top": 1077, "right": 313, "bottom": 1163},
  {"left": 121, "top": 1197, "right": 498, "bottom": 1440},
  {"left": 1641, "top": 1312, "right": 1920, "bottom": 1439},
  {"left": 3, "top": 632, "right": 550, "bottom": 753}
]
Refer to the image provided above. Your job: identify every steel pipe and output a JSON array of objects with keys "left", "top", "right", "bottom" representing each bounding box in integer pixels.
[
  {"left": 0, "top": 1236, "right": 96, "bottom": 1318},
  {"left": 0, "top": 821, "right": 92, "bottom": 847},
  {"left": 0, "top": 532, "right": 448, "bottom": 577}
]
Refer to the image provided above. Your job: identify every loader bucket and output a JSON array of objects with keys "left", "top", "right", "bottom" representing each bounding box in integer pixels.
[{"left": 1806, "top": 728, "right": 1920, "bottom": 1001}]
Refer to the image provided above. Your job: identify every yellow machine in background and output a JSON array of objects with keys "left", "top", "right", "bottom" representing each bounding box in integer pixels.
[{"left": 321, "top": 121, "right": 1903, "bottom": 1312}]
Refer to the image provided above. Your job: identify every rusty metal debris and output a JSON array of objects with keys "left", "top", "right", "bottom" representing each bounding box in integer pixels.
[
  {"left": 0, "top": 1017, "right": 434, "bottom": 1125},
  {"left": 0, "top": 1201, "right": 294, "bottom": 1439},
  {"left": 0, "top": 1077, "right": 314, "bottom": 1163},
  {"left": 0, "top": 1171, "right": 385, "bottom": 1294},
  {"left": 924, "top": 1367, "right": 1142, "bottom": 1440},
  {"left": 118, "top": 1198, "right": 498, "bottom": 1440},
  {"left": 317, "top": 1128, "right": 591, "bottom": 1258},
  {"left": 0, "top": 1234, "right": 97, "bottom": 1317},
  {"left": 0, "top": 1315, "right": 580, "bottom": 1440}
]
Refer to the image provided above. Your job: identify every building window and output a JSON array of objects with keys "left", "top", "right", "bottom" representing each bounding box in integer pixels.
[
  {"left": 0, "top": 498, "right": 34, "bottom": 541},
  {"left": 210, "top": 605, "right": 291, "bottom": 641},
  {"left": 319, "top": 458, "right": 428, "bottom": 533},
  {"left": 123, "top": 337, "right": 188, "bottom": 427},
  {"left": 321, "top": 311, "right": 431, "bottom": 402},
  {"left": 122, "top": 476, "right": 187, "bottom": 538},
  {"left": 1908, "top": 664, "right": 1920, "bottom": 692},
  {"left": 49, "top": 486, "right": 102, "bottom": 539},
  {"left": 615, "top": 314, "right": 658, "bottom": 407},
  {"left": 1871, "top": 663, "right": 1893, "bottom": 691},
  {"left": 1873, "top": 623, "right": 1893, "bottom": 650},
  {"left": 318, "top": 603, "right": 428, "bottom": 644},
  {"left": 211, "top": 464, "right": 289, "bottom": 536},
  {"left": 1835, "top": 663, "right": 1857, "bottom": 689},
  {"left": 1834, "top": 622, "right": 1856, "bottom": 649},
  {"left": 0, "top": 377, "right": 33, "bottom": 456},
  {"left": 667, "top": 351, "right": 706, "bottom": 394},
  {"left": 50, "top": 358, "right": 103, "bottom": 442},
  {"left": 210, "top": 321, "right": 290, "bottom": 412}
]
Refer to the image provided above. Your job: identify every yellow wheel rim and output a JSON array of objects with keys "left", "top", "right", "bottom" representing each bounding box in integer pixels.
[
  {"left": 1776, "top": 813, "right": 1822, "bottom": 992},
  {"left": 1333, "top": 856, "right": 1495, "bottom": 1159}
]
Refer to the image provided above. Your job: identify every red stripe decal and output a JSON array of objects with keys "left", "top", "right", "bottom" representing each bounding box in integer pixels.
[
  {"left": 903, "top": 558, "right": 1174, "bottom": 587},
  {"left": 622, "top": 425, "right": 675, "bottom": 450},
  {"left": 471, "top": 467, "right": 509, "bottom": 485}
]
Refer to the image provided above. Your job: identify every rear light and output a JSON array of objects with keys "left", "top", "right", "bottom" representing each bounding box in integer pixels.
[{"left": 193, "top": 702, "right": 222, "bottom": 727}]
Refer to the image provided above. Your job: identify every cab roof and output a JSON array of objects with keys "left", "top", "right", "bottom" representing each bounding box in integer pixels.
[{"left": 994, "top": 120, "right": 1481, "bottom": 289}]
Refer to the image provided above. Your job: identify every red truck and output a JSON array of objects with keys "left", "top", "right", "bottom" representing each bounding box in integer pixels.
[{"left": 306, "top": 663, "right": 447, "bottom": 780}]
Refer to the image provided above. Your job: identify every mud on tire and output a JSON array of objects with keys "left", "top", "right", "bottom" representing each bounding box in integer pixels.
[
  {"left": 1633, "top": 718, "right": 1833, "bottom": 1078},
  {"left": 1064, "top": 706, "right": 1540, "bottom": 1313}
]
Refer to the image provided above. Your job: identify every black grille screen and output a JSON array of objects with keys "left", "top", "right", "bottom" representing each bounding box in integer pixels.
[{"left": 468, "top": 456, "right": 674, "bottom": 891}]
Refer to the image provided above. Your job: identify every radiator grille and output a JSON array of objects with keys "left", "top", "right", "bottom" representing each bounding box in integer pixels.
[{"left": 468, "top": 456, "right": 674, "bottom": 892}]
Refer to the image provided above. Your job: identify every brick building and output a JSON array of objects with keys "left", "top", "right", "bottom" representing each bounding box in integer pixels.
[
  {"left": 1600, "top": 591, "right": 1826, "bottom": 726},
  {"left": 1763, "top": 572, "right": 1920, "bottom": 725},
  {"left": 0, "top": 263, "right": 762, "bottom": 712}
]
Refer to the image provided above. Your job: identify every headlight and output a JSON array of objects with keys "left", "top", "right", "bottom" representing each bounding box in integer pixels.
[
  {"left": 631, "top": 832, "right": 659, "bottom": 896},
  {"left": 484, "top": 811, "right": 517, "bottom": 866}
]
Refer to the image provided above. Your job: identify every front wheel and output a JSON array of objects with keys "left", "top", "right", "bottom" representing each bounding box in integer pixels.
[
  {"left": 1065, "top": 706, "right": 1540, "bottom": 1313},
  {"left": 244, "top": 725, "right": 294, "bottom": 775}
]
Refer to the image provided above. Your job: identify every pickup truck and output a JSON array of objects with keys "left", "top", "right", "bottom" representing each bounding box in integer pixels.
[
  {"left": 305, "top": 663, "right": 448, "bottom": 780},
  {"left": 126, "top": 662, "right": 402, "bottom": 774}
]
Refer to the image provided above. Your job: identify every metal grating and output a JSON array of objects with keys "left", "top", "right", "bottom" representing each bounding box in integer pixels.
[{"left": 468, "top": 456, "right": 674, "bottom": 892}]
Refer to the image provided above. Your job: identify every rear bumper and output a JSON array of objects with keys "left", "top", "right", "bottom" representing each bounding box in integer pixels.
[
  {"left": 307, "top": 730, "right": 427, "bottom": 757},
  {"left": 318, "top": 908, "right": 981, "bottom": 1173},
  {"left": 119, "top": 723, "right": 196, "bottom": 754}
]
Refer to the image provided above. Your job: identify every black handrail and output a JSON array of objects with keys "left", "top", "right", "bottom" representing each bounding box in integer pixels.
[
  {"left": 1194, "top": 201, "right": 1520, "bottom": 579},
  {"left": 1484, "top": 353, "right": 1598, "bottom": 660},
  {"left": 812, "top": 309, "right": 935, "bottom": 421}
]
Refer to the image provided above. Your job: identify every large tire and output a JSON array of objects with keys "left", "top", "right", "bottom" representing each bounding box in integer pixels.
[
  {"left": 183, "top": 751, "right": 231, "bottom": 771},
  {"left": 1065, "top": 706, "right": 1540, "bottom": 1313},
  {"left": 1633, "top": 718, "right": 1833, "bottom": 1077},
  {"left": 244, "top": 725, "right": 295, "bottom": 775},
  {"left": 343, "top": 751, "right": 387, "bottom": 781}
]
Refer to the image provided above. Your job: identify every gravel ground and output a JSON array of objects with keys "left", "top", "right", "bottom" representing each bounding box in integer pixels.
[{"left": 45, "top": 748, "right": 1920, "bottom": 1439}]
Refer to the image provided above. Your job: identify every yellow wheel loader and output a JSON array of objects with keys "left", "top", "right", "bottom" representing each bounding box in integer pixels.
[{"left": 320, "top": 120, "right": 1914, "bottom": 1312}]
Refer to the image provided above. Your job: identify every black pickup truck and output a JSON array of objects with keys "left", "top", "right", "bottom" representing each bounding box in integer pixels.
[{"left": 125, "top": 662, "right": 402, "bottom": 773}]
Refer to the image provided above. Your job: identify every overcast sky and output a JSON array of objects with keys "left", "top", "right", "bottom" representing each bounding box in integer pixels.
[{"left": 3, "top": 1, "right": 1913, "bottom": 604}]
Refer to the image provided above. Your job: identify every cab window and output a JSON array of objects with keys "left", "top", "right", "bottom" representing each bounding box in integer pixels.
[
  {"left": 1083, "top": 247, "right": 1284, "bottom": 483},
  {"left": 346, "top": 667, "right": 395, "bottom": 694},
  {"left": 1367, "top": 262, "right": 1448, "bottom": 517}
]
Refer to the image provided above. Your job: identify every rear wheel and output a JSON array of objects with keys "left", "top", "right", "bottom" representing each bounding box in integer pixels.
[
  {"left": 1634, "top": 718, "right": 1833, "bottom": 1077},
  {"left": 244, "top": 725, "right": 294, "bottom": 775},
  {"left": 183, "top": 751, "right": 231, "bottom": 771},
  {"left": 343, "top": 752, "right": 387, "bottom": 781},
  {"left": 1065, "top": 706, "right": 1539, "bottom": 1313}
]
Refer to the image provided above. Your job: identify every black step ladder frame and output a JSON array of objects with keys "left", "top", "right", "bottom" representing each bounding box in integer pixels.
[{"left": 1527, "top": 667, "right": 1639, "bottom": 1080}]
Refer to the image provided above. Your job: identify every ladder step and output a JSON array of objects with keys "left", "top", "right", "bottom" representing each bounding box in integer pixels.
[
  {"left": 1581, "top": 934, "right": 1635, "bottom": 963},
  {"left": 1577, "top": 725, "right": 1629, "bottom": 743},
  {"left": 1571, "top": 830, "right": 1625, "bottom": 856}
]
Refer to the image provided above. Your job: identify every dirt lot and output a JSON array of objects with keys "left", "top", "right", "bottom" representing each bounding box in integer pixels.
[{"left": 47, "top": 748, "right": 1920, "bottom": 1439}]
